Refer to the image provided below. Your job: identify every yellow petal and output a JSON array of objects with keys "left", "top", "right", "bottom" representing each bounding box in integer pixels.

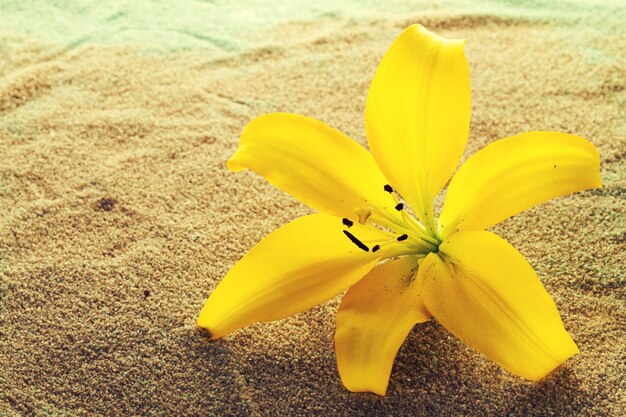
[
  {"left": 197, "top": 214, "right": 389, "bottom": 339},
  {"left": 418, "top": 231, "right": 579, "bottom": 380},
  {"left": 365, "top": 24, "right": 470, "bottom": 229},
  {"left": 335, "top": 257, "right": 430, "bottom": 395},
  {"left": 439, "top": 132, "right": 602, "bottom": 236},
  {"left": 228, "top": 113, "right": 398, "bottom": 223}
]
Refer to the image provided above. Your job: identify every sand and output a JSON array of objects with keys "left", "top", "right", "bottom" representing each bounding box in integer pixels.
[{"left": 1, "top": 2, "right": 625, "bottom": 416}]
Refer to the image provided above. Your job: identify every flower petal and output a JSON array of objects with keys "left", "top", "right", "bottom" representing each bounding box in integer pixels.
[
  {"left": 438, "top": 132, "right": 602, "bottom": 236},
  {"left": 335, "top": 257, "right": 430, "bottom": 395},
  {"left": 228, "top": 113, "right": 398, "bottom": 223},
  {"left": 365, "top": 24, "right": 470, "bottom": 228},
  {"left": 197, "top": 214, "right": 389, "bottom": 339},
  {"left": 418, "top": 231, "right": 579, "bottom": 380}
]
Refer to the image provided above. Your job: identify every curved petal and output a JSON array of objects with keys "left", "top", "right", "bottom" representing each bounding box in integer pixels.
[
  {"left": 197, "top": 214, "right": 390, "bottom": 339},
  {"left": 418, "top": 231, "right": 579, "bottom": 381},
  {"left": 438, "top": 132, "right": 602, "bottom": 237},
  {"left": 335, "top": 257, "right": 430, "bottom": 395},
  {"left": 228, "top": 113, "right": 399, "bottom": 224},
  {"left": 365, "top": 24, "right": 470, "bottom": 228}
]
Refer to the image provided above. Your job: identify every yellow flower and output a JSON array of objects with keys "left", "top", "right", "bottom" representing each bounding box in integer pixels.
[{"left": 197, "top": 24, "right": 602, "bottom": 395}]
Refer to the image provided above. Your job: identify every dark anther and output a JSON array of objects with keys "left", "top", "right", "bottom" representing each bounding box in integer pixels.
[
  {"left": 395, "top": 203, "right": 404, "bottom": 211},
  {"left": 384, "top": 184, "right": 393, "bottom": 193},
  {"left": 372, "top": 244, "right": 381, "bottom": 252},
  {"left": 397, "top": 234, "right": 408, "bottom": 242},
  {"left": 343, "top": 230, "right": 369, "bottom": 252},
  {"left": 342, "top": 218, "right": 354, "bottom": 227}
]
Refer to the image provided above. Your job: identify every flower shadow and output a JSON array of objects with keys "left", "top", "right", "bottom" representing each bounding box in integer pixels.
[{"left": 194, "top": 320, "right": 586, "bottom": 416}]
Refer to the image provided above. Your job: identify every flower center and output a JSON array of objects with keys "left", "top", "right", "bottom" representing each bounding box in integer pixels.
[{"left": 341, "top": 184, "right": 442, "bottom": 257}]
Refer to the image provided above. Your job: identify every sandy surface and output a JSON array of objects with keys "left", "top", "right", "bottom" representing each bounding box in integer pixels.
[{"left": 1, "top": 2, "right": 625, "bottom": 416}]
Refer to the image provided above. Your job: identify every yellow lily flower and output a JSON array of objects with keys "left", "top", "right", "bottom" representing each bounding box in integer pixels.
[{"left": 197, "top": 24, "right": 602, "bottom": 395}]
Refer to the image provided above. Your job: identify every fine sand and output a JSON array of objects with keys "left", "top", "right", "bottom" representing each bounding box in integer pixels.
[{"left": 1, "top": 4, "right": 625, "bottom": 417}]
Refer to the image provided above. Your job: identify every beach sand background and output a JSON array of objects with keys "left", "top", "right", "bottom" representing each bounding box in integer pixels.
[{"left": 1, "top": 1, "right": 625, "bottom": 415}]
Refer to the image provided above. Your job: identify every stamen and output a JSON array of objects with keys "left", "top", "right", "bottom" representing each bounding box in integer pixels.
[
  {"left": 370, "top": 205, "right": 441, "bottom": 253},
  {"left": 395, "top": 203, "right": 404, "bottom": 211},
  {"left": 342, "top": 218, "right": 354, "bottom": 227},
  {"left": 384, "top": 184, "right": 393, "bottom": 193},
  {"left": 397, "top": 234, "right": 408, "bottom": 242},
  {"left": 372, "top": 244, "right": 381, "bottom": 252},
  {"left": 343, "top": 230, "right": 369, "bottom": 252}
]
